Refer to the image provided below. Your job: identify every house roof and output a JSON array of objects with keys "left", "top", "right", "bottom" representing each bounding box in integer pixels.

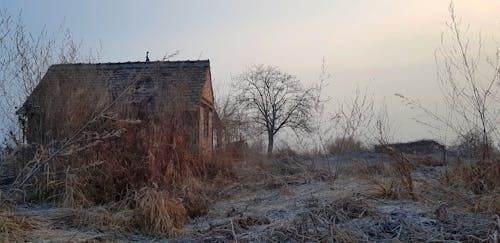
[
  {"left": 17, "top": 60, "right": 211, "bottom": 115},
  {"left": 390, "top": 139, "right": 444, "bottom": 147}
]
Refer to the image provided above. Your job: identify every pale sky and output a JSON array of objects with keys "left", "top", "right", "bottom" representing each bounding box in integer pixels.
[{"left": 1, "top": 0, "right": 500, "bottom": 143}]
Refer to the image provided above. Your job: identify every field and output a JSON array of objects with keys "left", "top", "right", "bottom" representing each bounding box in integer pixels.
[{"left": 2, "top": 151, "right": 498, "bottom": 242}]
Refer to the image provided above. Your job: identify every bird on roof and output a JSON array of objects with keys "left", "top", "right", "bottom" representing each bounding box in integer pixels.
[{"left": 146, "top": 51, "right": 150, "bottom": 62}]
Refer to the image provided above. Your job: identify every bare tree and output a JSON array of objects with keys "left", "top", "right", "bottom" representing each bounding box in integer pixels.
[
  {"left": 0, "top": 9, "right": 101, "bottom": 143},
  {"left": 373, "top": 100, "right": 396, "bottom": 145},
  {"left": 214, "top": 81, "right": 248, "bottom": 146},
  {"left": 396, "top": 2, "right": 500, "bottom": 160},
  {"left": 236, "top": 65, "right": 314, "bottom": 154},
  {"left": 307, "top": 58, "right": 334, "bottom": 155},
  {"left": 335, "top": 87, "right": 374, "bottom": 143},
  {"left": 325, "top": 87, "right": 375, "bottom": 155}
]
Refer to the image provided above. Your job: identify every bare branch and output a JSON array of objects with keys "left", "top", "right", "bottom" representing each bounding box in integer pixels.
[{"left": 235, "top": 65, "right": 314, "bottom": 154}]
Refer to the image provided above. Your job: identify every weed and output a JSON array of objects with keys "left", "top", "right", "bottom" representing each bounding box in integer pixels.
[
  {"left": 133, "top": 187, "right": 187, "bottom": 237},
  {"left": 0, "top": 213, "right": 39, "bottom": 242}
]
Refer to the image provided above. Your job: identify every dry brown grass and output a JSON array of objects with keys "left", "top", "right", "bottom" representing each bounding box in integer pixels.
[
  {"left": 234, "top": 214, "right": 271, "bottom": 230},
  {"left": 354, "top": 158, "right": 416, "bottom": 200},
  {"left": 133, "top": 187, "right": 187, "bottom": 237},
  {"left": 444, "top": 160, "right": 500, "bottom": 194},
  {"left": 0, "top": 212, "right": 40, "bottom": 242},
  {"left": 327, "top": 136, "right": 366, "bottom": 155},
  {"left": 269, "top": 197, "right": 373, "bottom": 242},
  {"left": 411, "top": 155, "right": 446, "bottom": 167},
  {"left": 178, "top": 177, "right": 211, "bottom": 217},
  {"left": 6, "top": 92, "right": 238, "bottom": 237},
  {"left": 429, "top": 159, "right": 500, "bottom": 214},
  {"left": 51, "top": 207, "right": 133, "bottom": 233},
  {"left": 383, "top": 146, "right": 417, "bottom": 200},
  {"left": 251, "top": 153, "right": 338, "bottom": 188},
  {"left": 471, "top": 194, "right": 500, "bottom": 213}
]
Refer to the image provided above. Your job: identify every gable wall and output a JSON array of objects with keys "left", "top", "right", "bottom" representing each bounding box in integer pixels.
[{"left": 198, "top": 71, "right": 214, "bottom": 154}]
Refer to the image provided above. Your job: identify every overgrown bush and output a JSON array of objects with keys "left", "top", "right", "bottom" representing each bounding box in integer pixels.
[
  {"left": 354, "top": 147, "right": 417, "bottom": 200},
  {"left": 133, "top": 188, "right": 187, "bottom": 236},
  {"left": 442, "top": 160, "right": 500, "bottom": 195},
  {"left": 7, "top": 98, "right": 236, "bottom": 236},
  {"left": 451, "top": 129, "right": 496, "bottom": 158},
  {"left": 327, "top": 136, "right": 366, "bottom": 155},
  {"left": 274, "top": 144, "right": 300, "bottom": 158}
]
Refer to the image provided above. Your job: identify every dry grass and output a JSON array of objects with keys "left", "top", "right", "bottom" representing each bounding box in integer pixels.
[
  {"left": 133, "top": 188, "right": 187, "bottom": 237},
  {"left": 471, "top": 194, "right": 500, "bottom": 213},
  {"left": 269, "top": 197, "right": 373, "bottom": 242},
  {"left": 357, "top": 150, "right": 499, "bottom": 216},
  {"left": 383, "top": 146, "right": 417, "bottom": 200},
  {"left": 327, "top": 136, "right": 366, "bottom": 155},
  {"left": 411, "top": 155, "right": 446, "bottom": 167},
  {"left": 178, "top": 177, "right": 212, "bottom": 218},
  {"left": 234, "top": 214, "right": 271, "bottom": 230},
  {"left": 0, "top": 190, "right": 14, "bottom": 211},
  {"left": 5, "top": 91, "right": 238, "bottom": 238},
  {"left": 0, "top": 212, "right": 40, "bottom": 242},
  {"left": 51, "top": 207, "right": 133, "bottom": 233},
  {"left": 252, "top": 153, "right": 338, "bottom": 188},
  {"left": 428, "top": 159, "right": 500, "bottom": 214},
  {"left": 443, "top": 160, "right": 500, "bottom": 194},
  {"left": 354, "top": 156, "right": 417, "bottom": 200}
]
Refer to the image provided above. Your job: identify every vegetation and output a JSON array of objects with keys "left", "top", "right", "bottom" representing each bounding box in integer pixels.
[
  {"left": 327, "top": 136, "right": 366, "bottom": 155},
  {"left": 0, "top": 2, "right": 499, "bottom": 241},
  {"left": 235, "top": 64, "right": 315, "bottom": 154},
  {"left": 396, "top": 2, "right": 500, "bottom": 160}
]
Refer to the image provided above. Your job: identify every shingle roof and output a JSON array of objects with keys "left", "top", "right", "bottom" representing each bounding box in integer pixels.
[{"left": 18, "top": 60, "right": 211, "bottom": 114}]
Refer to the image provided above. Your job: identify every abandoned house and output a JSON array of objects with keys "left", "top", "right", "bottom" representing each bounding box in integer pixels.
[
  {"left": 374, "top": 139, "right": 445, "bottom": 155},
  {"left": 16, "top": 60, "right": 216, "bottom": 154}
]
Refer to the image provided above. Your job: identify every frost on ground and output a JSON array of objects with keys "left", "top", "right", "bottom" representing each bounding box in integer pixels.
[
  {"left": 180, "top": 154, "right": 498, "bottom": 242},
  {"left": 4, "top": 152, "right": 500, "bottom": 242}
]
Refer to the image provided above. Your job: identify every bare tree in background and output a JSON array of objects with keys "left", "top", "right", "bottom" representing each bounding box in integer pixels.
[
  {"left": 374, "top": 101, "right": 396, "bottom": 145},
  {"left": 0, "top": 9, "right": 101, "bottom": 143},
  {"left": 236, "top": 65, "right": 314, "bottom": 154},
  {"left": 306, "top": 58, "right": 334, "bottom": 155},
  {"left": 396, "top": 2, "right": 500, "bottom": 160},
  {"left": 214, "top": 81, "right": 248, "bottom": 146},
  {"left": 328, "top": 87, "right": 374, "bottom": 155}
]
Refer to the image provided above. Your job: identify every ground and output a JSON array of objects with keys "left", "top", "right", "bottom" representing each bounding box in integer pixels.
[{"left": 4, "top": 152, "right": 500, "bottom": 242}]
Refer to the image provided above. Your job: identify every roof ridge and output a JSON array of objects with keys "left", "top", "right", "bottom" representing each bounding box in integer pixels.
[{"left": 51, "top": 59, "right": 210, "bottom": 66}]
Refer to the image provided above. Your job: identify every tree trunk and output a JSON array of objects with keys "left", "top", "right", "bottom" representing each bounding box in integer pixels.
[{"left": 267, "top": 132, "right": 274, "bottom": 154}]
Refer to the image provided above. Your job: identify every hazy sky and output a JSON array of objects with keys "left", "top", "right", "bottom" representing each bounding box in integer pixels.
[{"left": 1, "top": 0, "right": 500, "bottom": 142}]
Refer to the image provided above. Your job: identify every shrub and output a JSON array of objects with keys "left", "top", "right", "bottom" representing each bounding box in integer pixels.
[
  {"left": 327, "top": 136, "right": 366, "bottom": 155},
  {"left": 451, "top": 129, "right": 495, "bottom": 159},
  {"left": 354, "top": 146, "right": 417, "bottom": 200},
  {"left": 8, "top": 97, "right": 237, "bottom": 236},
  {"left": 444, "top": 160, "right": 500, "bottom": 194},
  {"left": 133, "top": 188, "right": 187, "bottom": 237},
  {"left": 274, "top": 144, "right": 299, "bottom": 158}
]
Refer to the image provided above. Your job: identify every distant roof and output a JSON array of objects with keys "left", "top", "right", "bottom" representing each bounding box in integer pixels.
[
  {"left": 18, "top": 60, "right": 211, "bottom": 114},
  {"left": 392, "top": 139, "right": 443, "bottom": 146},
  {"left": 376, "top": 139, "right": 444, "bottom": 147}
]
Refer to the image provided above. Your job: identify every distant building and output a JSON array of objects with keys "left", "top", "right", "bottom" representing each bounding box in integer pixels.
[
  {"left": 374, "top": 139, "right": 445, "bottom": 155},
  {"left": 16, "top": 60, "right": 215, "bottom": 154}
]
